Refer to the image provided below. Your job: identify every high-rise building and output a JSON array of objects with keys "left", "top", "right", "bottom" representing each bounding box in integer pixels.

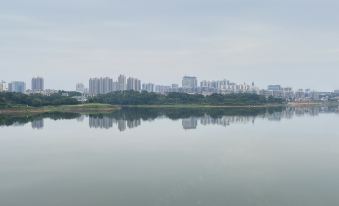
[
  {"left": 142, "top": 83, "right": 155, "bottom": 93},
  {"left": 102, "top": 77, "right": 113, "bottom": 93},
  {"left": 127, "top": 77, "right": 141, "bottom": 91},
  {"left": 31, "top": 77, "right": 44, "bottom": 92},
  {"left": 8, "top": 81, "right": 26, "bottom": 93},
  {"left": 0, "top": 81, "right": 7, "bottom": 92},
  {"left": 118, "top": 75, "right": 127, "bottom": 91},
  {"left": 112, "top": 81, "right": 119, "bottom": 92},
  {"left": 76, "top": 83, "right": 85, "bottom": 93},
  {"left": 89, "top": 77, "right": 113, "bottom": 96},
  {"left": 182, "top": 76, "right": 198, "bottom": 89},
  {"left": 89, "top": 78, "right": 99, "bottom": 96}
]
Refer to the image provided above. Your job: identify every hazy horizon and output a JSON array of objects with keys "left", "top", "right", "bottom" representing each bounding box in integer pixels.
[{"left": 1, "top": 0, "right": 339, "bottom": 91}]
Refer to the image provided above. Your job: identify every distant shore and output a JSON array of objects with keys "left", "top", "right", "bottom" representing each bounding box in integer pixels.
[
  {"left": 121, "top": 104, "right": 286, "bottom": 109},
  {"left": 1, "top": 102, "right": 338, "bottom": 115},
  {"left": 0, "top": 103, "right": 286, "bottom": 114},
  {"left": 287, "top": 101, "right": 339, "bottom": 107},
  {"left": 1, "top": 103, "right": 287, "bottom": 114},
  {"left": 0, "top": 104, "right": 120, "bottom": 115}
]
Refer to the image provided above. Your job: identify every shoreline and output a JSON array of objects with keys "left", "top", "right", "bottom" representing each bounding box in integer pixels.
[
  {"left": 1, "top": 102, "right": 337, "bottom": 115},
  {"left": 121, "top": 104, "right": 286, "bottom": 109},
  {"left": 0, "top": 103, "right": 285, "bottom": 115},
  {"left": 0, "top": 104, "right": 120, "bottom": 115}
]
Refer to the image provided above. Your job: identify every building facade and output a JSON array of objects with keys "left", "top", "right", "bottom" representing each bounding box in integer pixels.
[
  {"left": 0, "top": 81, "right": 7, "bottom": 92},
  {"left": 8, "top": 81, "right": 26, "bottom": 93},
  {"left": 182, "top": 76, "right": 198, "bottom": 89},
  {"left": 89, "top": 77, "right": 113, "bottom": 96},
  {"left": 118, "top": 75, "right": 127, "bottom": 91},
  {"left": 31, "top": 77, "right": 44, "bottom": 92},
  {"left": 127, "top": 77, "right": 141, "bottom": 91},
  {"left": 142, "top": 83, "right": 155, "bottom": 93},
  {"left": 76, "top": 83, "right": 85, "bottom": 93}
]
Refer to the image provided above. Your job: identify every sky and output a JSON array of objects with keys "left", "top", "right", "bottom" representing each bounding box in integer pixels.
[{"left": 0, "top": 0, "right": 339, "bottom": 91}]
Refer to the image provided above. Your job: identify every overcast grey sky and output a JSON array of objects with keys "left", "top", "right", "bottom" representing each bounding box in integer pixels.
[{"left": 0, "top": 0, "right": 338, "bottom": 91}]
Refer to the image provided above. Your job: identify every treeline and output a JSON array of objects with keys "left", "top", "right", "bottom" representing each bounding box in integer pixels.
[
  {"left": 0, "top": 92, "right": 79, "bottom": 108},
  {"left": 0, "top": 91, "right": 285, "bottom": 108},
  {"left": 88, "top": 91, "right": 285, "bottom": 105}
]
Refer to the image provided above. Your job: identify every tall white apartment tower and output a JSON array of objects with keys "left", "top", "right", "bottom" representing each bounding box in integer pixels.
[
  {"left": 118, "top": 75, "right": 127, "bottom": 91},
  {"left": 182, "top": 76, "right": 198, "bottom": 89},
  {"left": 31, "top": 77, "right": 44, "bottom": 92}
]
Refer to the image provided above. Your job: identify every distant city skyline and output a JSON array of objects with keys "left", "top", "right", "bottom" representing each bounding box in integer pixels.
[
  {"left": 0, "top": 71, "right": 339, "bottom": 92},
  {"left": 1, "top": 0, "right": 339, "bottom": 91},
  {"left": 0, "top": 73, "right": 338, "bottom": 93}
]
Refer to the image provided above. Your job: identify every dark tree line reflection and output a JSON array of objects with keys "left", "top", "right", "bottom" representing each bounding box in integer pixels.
[
  {"left": 0, "top": 106, "right": 338, "bottom": 130},
  {"left": 0, "top": 112, "right": 81, "bottom": 128},
  {"left": 88, "top": 106, "right": 339, "bottom": 131}
]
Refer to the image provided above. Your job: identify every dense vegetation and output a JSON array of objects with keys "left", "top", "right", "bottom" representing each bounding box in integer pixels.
[
  {"left": 88, "top": 91, "right": 285, "bottom": 106},
  {"left": 0, "top": 90, "right": 284, "bottom": 109},
  {"left": 0, "top": 92, "right": 79, "bottom": 108}
]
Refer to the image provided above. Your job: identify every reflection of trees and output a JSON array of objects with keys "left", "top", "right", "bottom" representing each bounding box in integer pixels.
[
  {"left": 1, "top": 105, "right": 338, "bottom": 130},
  {"left": 0, "top": 112, "right": 81, "bottom": 128},
  {"left": 88, "top": 107, "right": 288, "bottom": 130},
  {"left": 88, "top": 107, "right": 280, "bottom": 131},
  {"left": 92, "top": 105, "right": 336, "bottom": 131}
]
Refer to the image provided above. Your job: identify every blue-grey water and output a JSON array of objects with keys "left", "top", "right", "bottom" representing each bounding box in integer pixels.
[{"left": 0, "top": 106, "right": 339, "bottom": 206}]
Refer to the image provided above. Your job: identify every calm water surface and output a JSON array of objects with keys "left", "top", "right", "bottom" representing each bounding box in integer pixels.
[{"left": 0, "top": 107, "right": 339, "bottom": 206}]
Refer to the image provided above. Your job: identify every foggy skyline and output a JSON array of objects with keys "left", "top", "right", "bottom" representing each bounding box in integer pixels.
[{"left": 1, "top": 0, "right": 339, "bottom": 91}]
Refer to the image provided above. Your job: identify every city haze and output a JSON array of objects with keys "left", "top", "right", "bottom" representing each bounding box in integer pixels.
[{"left": 1, "top": 0, "right": 339, "bottom": 91}]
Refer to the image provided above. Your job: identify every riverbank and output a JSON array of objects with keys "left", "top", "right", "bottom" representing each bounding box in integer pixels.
[
  {"left": 0, "top": 104, "right": 120, "bottom": 115},
  {"left": 287, "top": 101, "right": 339, "bottom": 107},
  {"left": 121, "top": 104, "right": 286, "bottom": 109},
  {"left": 2, "top": 102, "right": 337, "bottom": 115},
  {"left": 0, "top": 103, "right": 287, "bottom": 115}
]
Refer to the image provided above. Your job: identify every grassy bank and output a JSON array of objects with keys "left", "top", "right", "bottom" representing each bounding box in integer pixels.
[
  {"left": 287, "top": 101, "right": 339, "bottom": 107},
  {"left": 0, "top": 103, "right": 287, "bottom": 115},
  {"left": 121, "top": 104, "right": 286, "bottom": 109},
  {"left": 0, "top": 104, "right": 120, "bottom": 115}
]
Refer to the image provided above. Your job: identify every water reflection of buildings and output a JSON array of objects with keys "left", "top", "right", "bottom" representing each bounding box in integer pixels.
[
  {"left": 127, "top": 119, "right": 141, "bottom": 129},
  {"left": 76, "top": 115, "right": 85, "bottom": 122},
  {"left": 182, "top": 117, "right": 198, "bottom": 130},
  {"left": 117, "top": 120, "right": 126, "bottom": 131},
  {"left": 200, "top": 115, "right": 255, "bottom": 127},
  {"left": 3, "top": 105, "right": 335, "bottom": 130},
  {"left": 182, "top": 106, "right": 339, "bottom": 130},
  {"left": 89, "top": 116, "right": 113, "bottom": 129},
  {"left": 182, "top": 116, "right": 255, "bottom": 130},
  {"left": 86, "top": 106, "right": 339, "bottom": 131},
  {"left": 31, "top": 119, "right": 44, "bottom": 129},
  {"left": 89, "top": 116, "right": 141, "bottom": 131},
  {"left": 263, "top": 106, "right": 339, "bottom": 120}
]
